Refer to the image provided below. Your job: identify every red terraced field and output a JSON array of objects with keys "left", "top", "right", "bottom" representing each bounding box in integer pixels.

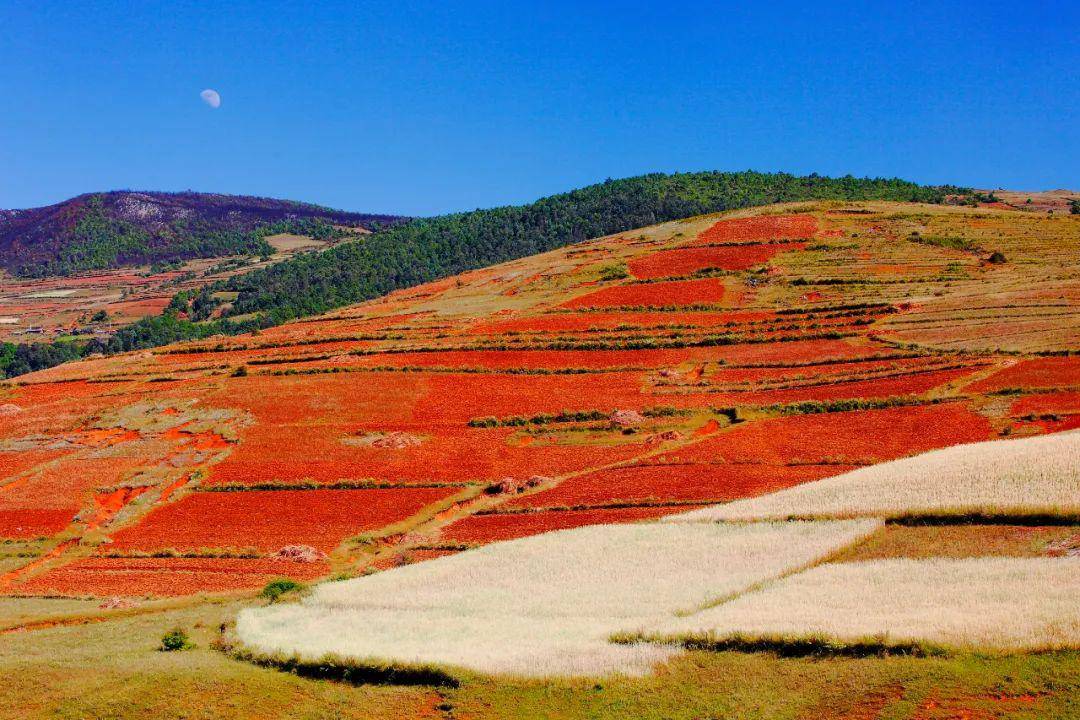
[
  {"left": 0, "top": 508, "right": 76, "bottom": 538},
  {"left": 702, "top": 357, "right": 950, "bottom": 386},
  {"left": 11, "top": 557, "right": 329, "bottom": 597},
  {"left": 967, "top": 357, "right": 1080, "bottom": 392},
  {"left": 698, "top": 338, "right": 901, "bottom": 366},
  {"left": 3, "top": 201, "right": 1075, "bottom": 608},
  {"left": 107, "top": 487, "right": 460, "bottom": 553},
  {"left": 208, "top": 426, "right": 650, "bottom": 486},
  {"left": 1011, "top": 391, "right": 1080, "bottom": 417},
  {"left": 504, "top": 462, "right": 853, "bottom": 508},
  {"left": 691, "top": 214, "right": 817, "bottom": 245},
  {"left": 656, "top": 403, "right": 993, "bottom": 466},
  {"left": 560, "top": 278, "right": 726, "bottom": 309},
  {"left": 0, "top": 457, "right": 147, "bottom": 532},
  {"left": 350, "top": 347, "right": 725, "bottom": 371},
  {"left": 629, "top": 244, "right": 804, "bottom": 279},
  {"left": 438, "top": 505, "right": 704, "bottom": 544},
  {"left": 0, "top": 450, "right": 65, "bottom": 482},
  {"left": 470, "top": 310, "right": 775, "bottom": 334},
  {"left": 691, "top": 367, "right": 981, "bottom": 406}
]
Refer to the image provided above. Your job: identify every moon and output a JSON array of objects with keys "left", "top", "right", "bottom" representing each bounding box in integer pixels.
[{"left": 200, "top": 89, "right": 221, "bottom": 109}]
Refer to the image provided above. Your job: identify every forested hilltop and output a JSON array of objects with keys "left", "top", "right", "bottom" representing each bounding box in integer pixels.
[
  {"left": 2, "top": 172, "right": 966, "bottom": 378},
  {"left": 200, "top": 172, "right": 963, "bottom": 323},
  {"left": 0, "top": 191, "right": 405, "bottom": 277}
]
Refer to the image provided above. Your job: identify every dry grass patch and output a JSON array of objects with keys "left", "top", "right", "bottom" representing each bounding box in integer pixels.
[
  {"left": 641, "top": 557, "right": 1080, "bottom": 654},
  {"left": 237, "top": 519, "right": 878, "bottom": 677},
  {"left": 670, "top": 431, "right": 1080, "bottom": 523}
]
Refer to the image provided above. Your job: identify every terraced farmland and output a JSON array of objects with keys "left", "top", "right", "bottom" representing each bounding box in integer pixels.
[
  {"left": 0, "top": 200, "right": 1078, "bottom": 597},
  {"left": 1, "top": 198, "right": 1079, "bottom": 718}
]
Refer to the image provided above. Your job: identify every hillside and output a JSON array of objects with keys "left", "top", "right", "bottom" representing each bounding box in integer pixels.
[
  {"left": 0, "top": 200, "right": 1078, "bottom": 717},
  {"left": 0, "top": 172, "right": 962, "bottom": 379},
  {"left": 0, "top": 190, "right": 404, "bottom": 277}
]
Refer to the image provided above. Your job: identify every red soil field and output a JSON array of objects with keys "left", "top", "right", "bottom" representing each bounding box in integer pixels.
[
  {"left": 107, "top": 487, "right": 459, "bottom": 553},
  {"left": 204, "top": 371, "right": 657, "bottom": 427},
  {"left": 0, "top": 450, "right": 64, "bottom": 481},
  {"left": 350, "top": 347, "right": 721, "bottom": 371},
  {"left": 0, "top": 457, "right": 146, "bottom": 525},
  {"left": 628, "top": 244, "right": 804, "bottom": 279},
  {"left": 439, "top": 505, "right": 704, "bottom": 544},
  {"left": 703, "top": 357, "right": 949, "bottom": 386},
  {"left": 561, "top": 278, "right": 726, "bottom": 309},
  {"left": 12, "top": 557, "right": 329, "bottom": 597},
  {"left": 208, "top": 426, "right": 648, "bottom": 486},
  {"left": 692, "top": 215, "right": 817, "bottom": 245},
  {"left": 967, "top": 357, "right": 1080, "bottom": 392},
  {"left": 1010, "top": 391, "right": 1080, "bottom": 417},
  {"left": 697, "top": 338, "right": 899, "bottom": 366},
  {"left": 504, "top": 462, "right": 854, "bottom": 508},
  {"left": 0, "top": 508, "right": 75, "bottom": 538},
  {"left": 470, "top": 310, "right": 775, "bottom": 334},
  {"left": 656, "top": 403, "right": 992, "bottom": 466},
  {"left": 694, "top": 367, "right": 980, "bottom": 406}
]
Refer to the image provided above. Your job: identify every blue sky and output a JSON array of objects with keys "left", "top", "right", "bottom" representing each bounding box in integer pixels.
[{"left": 2, "top": 1, "right": 1077, "bottom": 215}]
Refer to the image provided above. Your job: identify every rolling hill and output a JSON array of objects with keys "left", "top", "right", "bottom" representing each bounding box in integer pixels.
[
  {"left": 0, "top": 190, "right": 405, "bottom": 277},
  {"left": 0, "top": 196, "right": 1078, "bottom": 717}
]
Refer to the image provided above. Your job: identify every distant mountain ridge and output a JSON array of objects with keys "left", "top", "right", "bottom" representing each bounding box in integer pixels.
[{"left": 0, "top": 190, "right": 406, "bottom": 277}]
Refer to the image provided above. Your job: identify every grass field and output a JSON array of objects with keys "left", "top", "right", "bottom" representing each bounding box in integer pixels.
[
  {"left": 1, "top": 597, "right": 1078, "bottom": 719},
  {"left": 672, "top": 430, "right": 1080, "bottom": 522},
  {"left": 237, "top": 520, "right": 877, "bottom": 677},
  {"left": 643, "top": 557, "right": 1080, "bottom": 654}
]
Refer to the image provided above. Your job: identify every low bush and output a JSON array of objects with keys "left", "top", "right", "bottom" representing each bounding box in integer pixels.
[
  {"left": 160, "top": 627, "right": 194, "bottom": 652},
  {"left": 261, "top": 578, "right": 304, "bottom": 603}
]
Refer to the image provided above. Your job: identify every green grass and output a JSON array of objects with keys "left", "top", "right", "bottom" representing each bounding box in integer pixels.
[
  {"left": 0, "top": 600, "right": 436, "bottom": 720},
  {"left": 0, "top": 596, "right": 1076, "bottom": 719}
]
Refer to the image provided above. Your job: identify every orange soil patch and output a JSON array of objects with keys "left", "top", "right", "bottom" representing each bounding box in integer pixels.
[
  {"left": 439, "top": 505, "right": 704, "bottom": 544},
  {"left": 560, "top": 278, "right": 726, "bottom": 309},
  {"left": 656, "top": 403, "right": 992, "bottom": 466},
  {"left": 629, "top": 244, "right": 804, "bottom": 279},
  {"left": 84, "top": 485, "right": 151, "bottom": 531},
  {"left": 912, "top": 691, "right": 1045, "bottom": 720},
  {"left": 106, "top": 487, "right": 460, "bottom": 553},
  {"left": 11, "top": 557, "right": 329, "bottom": 597},
  {"left": 504, "top": 463, "right": 852, "bottom": 508},
  {"left": 109, "top": 296, "right": 172, "bottom": 317},
  {"left": 692, "top": 214, "right": 817, "bottom": 245},
  {"left": 967, "top": 357, "right": 1080, "bottom": 392}
]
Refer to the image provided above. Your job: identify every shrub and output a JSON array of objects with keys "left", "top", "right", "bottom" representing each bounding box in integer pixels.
[
  {"left": 160, "top": 627, "right": 194, "bottom": 652},
  {"left": 261, "top": 578, "right": 304, "bottom": 603},
  {"left": 598, "top": 264, "right": 629, "bottom": 281}
]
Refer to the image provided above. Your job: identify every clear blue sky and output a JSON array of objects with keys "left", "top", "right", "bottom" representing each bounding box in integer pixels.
[{"left": 2, "top": 1, "right": 1077, "bottom": 215}]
